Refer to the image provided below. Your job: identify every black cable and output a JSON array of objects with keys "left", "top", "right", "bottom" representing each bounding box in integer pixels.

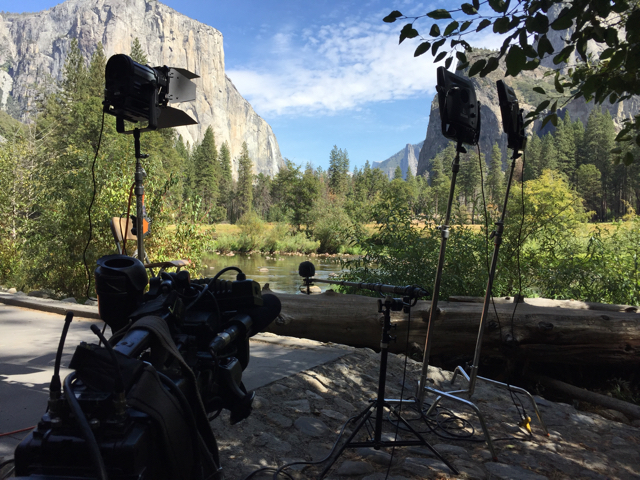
[
  {"left": 211, "top": 266, "right": 243, "bottom": 282},
  {"left": 63, "top": 373, "right": 109, "bottom": 480},
  {"left": 83, "top": 110, "right": 106, "bottom": 300},
  {"left": 0, "top": 458, "right": 15, "bottom": 480}
]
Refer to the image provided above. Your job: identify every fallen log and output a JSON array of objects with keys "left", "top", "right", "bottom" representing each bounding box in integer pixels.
[
  {"left": 264, "top": 288, "right": 640, "bottom": 366},
  {"left": 534, "top": 375, "right": 640, "bottom": 420}
]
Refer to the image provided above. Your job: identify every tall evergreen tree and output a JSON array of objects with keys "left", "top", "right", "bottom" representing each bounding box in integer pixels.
[
  {"left": 218, "top": 141, "right": 233, "bottom": 219},
  {"left": 61, "top": 39, "right": 87, "bottom": 104},
  {"left": 524, "top": 133, "right": 542, "bottom": 181},
  {"left": 487, "top": 143, "right": 505, "bottom": 209},
  {"left": 236, "top": 142, "right": 253, "bottom": 220},
  {"left": 584, "top": 108, "right": 615, "bottom": 220},
  {"left": 130, "top": 38, "right": 148, "bottom": 64},
  {"left": 328, "top": 145, "right": 350, "bottom": 197},
  {"left": 191, "top": 127, "right": 219, "bottom": 221},
  {"left": 393, "top": 165, "right": 403, "bottom": 180},
  {"left": 539, "top": 133, "right": 558, "bottom": 173},
  {"left": 87, "top": 43, "right": 106, "bottom": 99},
  {"left": 555, "top": 112, "right": 576, "bottom": 179}
]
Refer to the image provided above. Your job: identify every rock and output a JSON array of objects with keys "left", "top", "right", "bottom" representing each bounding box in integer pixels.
[
  {"left": 355, "top": 447, "right": 398, "bottom": 466},
  {"left": 60, "top": 297, "right": 77, "bottom": 303},
  {"left": 484, "top": 462, "right": 548, "bottom": 480},
  {"left": 251, "top": 432, "right": 291, "bottom": 453},
  {"left": 320, "top": 409, "right": 347, "bottom": 422},
  {"left": 333, "top": 397, "right": 356, "bottom": 412},
  {"left": 402, "top": 457, "right": 452, "bottom": 476},
  {"left": 293, "top": 417, "right": 330, "bottom": 437},
  {"left": 27, "top": 290, "right": 49, "bottom": 298},
  {"left": 632, "top": 419, "right": 640, "bottom": 428},
  {"left": 266, "top": 413, "right": 293, "bottom": 429},
  {"left": 269, "top": 384, "right": 290, "bottom": 395},
  {"left": 283, "top": 399, "right": 310, "bottom": 414},
  {"left": 599, "top": 409, "right": 630, "bottom": 425},
  {"left": 299, "top": 285, "right": 322, "bottom": 294},
  {"left": 84, "top": 299, "right": 98, "bottom": 306},
  {"left": 336, "top": 460, "right": 375, "bottom": 476},
  {"left": 0, "top": 0, "right": 284, "bottom": 178},
  {"left": 15, "top": 291, "right": 27, "bottom": 296},
  {"left": 305, "top": 389, "right": 324, "bottom": 401},
  {"left": 258, "top": 268, "right": 269, "bottom": 272},
  {"left": 7, "top": 287, "right": 17, "bottom": 293}
]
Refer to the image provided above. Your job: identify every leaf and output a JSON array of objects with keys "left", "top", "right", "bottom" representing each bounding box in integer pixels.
[
  {"left": 541, "top": 113, "right": 558, "bottom": 129},
  {"left": 609, "top": 50, "right": 625, "bottom": 70},
  {"left": 456, "top": 61, "right": 470, "bottom": 70},
  {"left": 526, "top": 12, "right": 549, "bottom": 33},
  {"left": 519, "top": 28, "right": 529, "bottom": 48},
  {"left": 383, "top": 10, "right": 403, "bottom": 23},
  {"left": 636, "top": 133, "right": 640, "bottom": 147},
  {"left": 460, "top": 20, "right": 472, "bottom": 32},
  {"left": 488, "top": 0, "right": 508, "bottom": 13},
  {"left": 554, "top": 75, "right": 564, "bottom": 93},
  {"left": 461, "top": 3, "right": 478, "bottom": 14},
  {"left": 456, "top": 51, "right": 468, "bottom": 63},
  {"left": 537, "top": 35, "right": 554, "bottom": 56},
  {"left": 593, "top": 0, "right": 611, "bottom": 17},
  {"left": 493, "top": 17, "right": 511, "bottom": 34},
  {"left": 550, "top": 100, "right": 558, "bottom": 113},
  {"left": 623, "top": 151, "right": 635, "bottom": 166},
  {"left": 444, "top": 20, "right": 460, "bottom": 36},
  {"left": 476, "top": 19, "right": 492, "bottom": 32},
  {"left": 536, "top": 99, "right": 551, "bottom": 112},
  {"left": 431, "top": 38, "right": 446, "bottom": 56},
  {"left": 427, "top": 9, "right": 452, "bottom": 19},
  {"left": 445, "top": 56, "right": 454, "bottom": 69},
  {"left": 550, "top": 7, "right": 574, "bottom": 30},
  {"left": 468, "top": 59, "right": 487, "bottom": 77},
  {"left": 400, "top": 23, "right": 419, "bottom": 44},
  {"left": 506, "top": 45, "right": 527, "bottom": 76},
  {"left": 435, "top": 51, "right": 448, "bottom": 62},
  {"left": 610, "top": 147, "right": 623, "bottom": 154},
  {"left": 533, "top": 86, "right": 546, "bottom": 94},
  {"left": 473, "top": 0, "right": 480, "bottom": 9},
  {"left": 430, "top": 24, "right": 441, "bottom": 37},
  {"left": 553, "top": 45, "right": 574, "bottom": 64},
  {"left": 414, "top": 42, "right": 431, "bottom": 57},
  {"left": 480, "top": 57, "right": 500, "bottom": 77}
]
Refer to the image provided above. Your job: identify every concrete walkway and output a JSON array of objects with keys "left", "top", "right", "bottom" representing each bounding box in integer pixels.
[{"left": 0, "top": 294, "right": 349, "bottom": 460}]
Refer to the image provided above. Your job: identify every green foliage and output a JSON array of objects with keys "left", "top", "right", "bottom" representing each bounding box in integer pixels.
[
  {"left": 235, "top": 142, "right": 254, "bottom": 220},
  {"left": 130, "top": 38, "right": 148, "bottom": 65}
]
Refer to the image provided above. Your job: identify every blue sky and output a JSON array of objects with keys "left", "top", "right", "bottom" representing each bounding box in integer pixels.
[{"left": 10, "top": 0, "right": 500, "bottom": 171}]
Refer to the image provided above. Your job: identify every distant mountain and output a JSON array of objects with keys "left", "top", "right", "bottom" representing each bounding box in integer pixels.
[{"left": 373, "top": 141, "right": 423, "bottom": 179}]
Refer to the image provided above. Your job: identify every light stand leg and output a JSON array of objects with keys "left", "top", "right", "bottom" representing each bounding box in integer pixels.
[
  {"left": 416, "top": 151, "right": 548, "bottom": 461},
  {"left": 417, "top": 140, "right": 464, "bottom": 407},
  {"left": 133, "top": 129, "right": 148, "bottom": 264}
]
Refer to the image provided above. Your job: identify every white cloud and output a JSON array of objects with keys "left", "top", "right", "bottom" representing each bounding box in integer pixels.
[{"left": 226, "top": 16, "right": 441, "bottom": 117}]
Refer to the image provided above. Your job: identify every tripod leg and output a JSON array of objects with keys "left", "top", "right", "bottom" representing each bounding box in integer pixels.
[{"left": 319, "top": 405, "right": 375, "bottom": 479}]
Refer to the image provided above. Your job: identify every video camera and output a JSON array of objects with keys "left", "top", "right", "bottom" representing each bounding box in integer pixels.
[{"left": 12, "top": 255, "right": 281, "bottom": 480}]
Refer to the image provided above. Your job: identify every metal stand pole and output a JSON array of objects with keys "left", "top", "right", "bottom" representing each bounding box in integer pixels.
[
  {"left": 319, "top": 297, "right": 457, "bottom": 478},
  {"left": 417, "top": 150, "right": 549, "bottom": 461},
  {"left": 133, "top": 129, "right": 148, "bottom": 264},
  {"left": 417, "top": 140, "right": 464, "bottom": 407}
]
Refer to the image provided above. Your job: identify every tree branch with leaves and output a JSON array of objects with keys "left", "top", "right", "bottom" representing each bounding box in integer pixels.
[{"left": 385, "top": 0, "right": 640, "bottom": 164}]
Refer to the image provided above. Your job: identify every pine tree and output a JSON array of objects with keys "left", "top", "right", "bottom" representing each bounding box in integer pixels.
[
  {"left": 539, "top": 134, "right": 558, "bottom": 172},
  {"left": 87, "top": 43, "right": 106, "bottom": 98},
  {"left": 130, "top": 38, "right": 148, "bottom": 64},
  {"left": 524, "top": 133, "right": 542, "bottom": 180},
  {"left": 554, "top": 112, "right": 577, "bottom": 179},
  {"left": 61, "top": 39, "right": 88, "bottom": 105},
  {"left": 192, "top": 127, "right": 219, "bottom": 221},
  {"left": 584, "top": 108, "right": 615, "bottom": 220},
  {"left": 328, "top": 145, "right": 349, "bottom": 197},
  {"left": 573, "top": 118, "right": 586, "bottom": 167},
  {"left": 236, "top": 142, "right": 253, "bottom": 219},
  {"left": 393, "top": 165, "right": 403, "bottom": 180},
  {"left": 218, "top": 141, "right": 233, "bottom": 220}
]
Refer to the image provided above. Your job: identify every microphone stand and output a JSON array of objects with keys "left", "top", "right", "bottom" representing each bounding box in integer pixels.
[{"left": 299, "top": 273, "right": 457, "bottom": 478}]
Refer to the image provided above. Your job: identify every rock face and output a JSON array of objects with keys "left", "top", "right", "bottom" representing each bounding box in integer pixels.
[
  {"left": 373, "top": 141, "right": 423, "bottom": 179},
  {"left": 0, "top": 0, "right": 284, "bottom": 178}
]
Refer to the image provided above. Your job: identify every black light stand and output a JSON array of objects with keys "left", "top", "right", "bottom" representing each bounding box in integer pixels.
[
  {"left": 298, "top": 263, "right": 457, "bottom": 478},
  {"left": 132, "top": 127, "right": 149, "bottom": 264},
  {"left": 417, "top": 81, "right": 548, "bottom": 460}
]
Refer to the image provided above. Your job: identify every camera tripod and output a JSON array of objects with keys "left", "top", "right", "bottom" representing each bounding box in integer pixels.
[{"left": 319, "top": 296, "right": 458, "bottom": 478}]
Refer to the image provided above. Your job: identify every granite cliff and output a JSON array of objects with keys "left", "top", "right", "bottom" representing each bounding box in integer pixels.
[
  {"left": 373, "top": 141, "right": 423, "bottom": 179},
  {"left": 0, "top": 0, "right": 284, "bottom": 178}
]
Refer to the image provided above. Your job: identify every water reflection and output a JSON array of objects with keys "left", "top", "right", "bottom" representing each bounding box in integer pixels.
[{"left": 200, "top": 254, "right": 347, "bottom": 294}]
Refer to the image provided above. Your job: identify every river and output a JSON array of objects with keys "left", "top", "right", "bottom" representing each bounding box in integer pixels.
[{"left": 200, "top": 253, "right": 348, "bottom": 294}]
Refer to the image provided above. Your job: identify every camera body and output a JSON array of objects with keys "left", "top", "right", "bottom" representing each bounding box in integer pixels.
[{"left": 14, "top": 255, "right": 280, "bottom": 480}]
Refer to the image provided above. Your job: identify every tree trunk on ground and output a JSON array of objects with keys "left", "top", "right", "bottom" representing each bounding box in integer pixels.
[{"left": 264, "top": 289, "right": 640, "bottom": 366}]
